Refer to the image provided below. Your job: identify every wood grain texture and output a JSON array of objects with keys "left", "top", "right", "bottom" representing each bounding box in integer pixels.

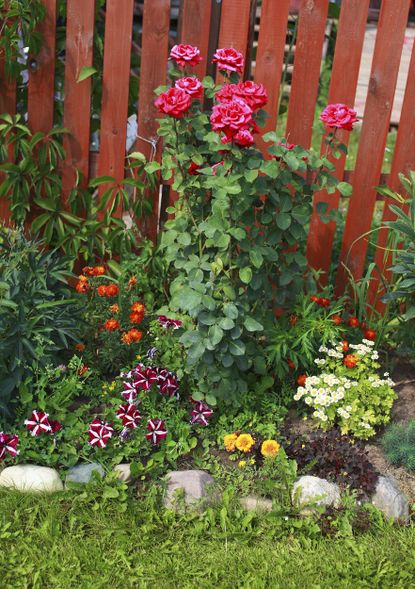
[
  {"left": 306, "top": 0, "right": 370, "bottom": 280},
  {"left": 137, "top": 0, "right": 171, "bottom": 242},
  {"left": 215, "top": 0, "right": 253, "bottom": 83},
  {"left": 27, "top": 0, "right": 56, "bottom": 132},
  {"left": 285, "top": 0, "right": 329, "bottom": 147},
  {"left": 254, "top": 0, "right": 290, "bottom": 155},
  {"left": 335, "top": 0, "right": 411, "bottom": 294},
  {"left": 179, "top": 0, "right": 212, "bottom": 78},
  {"left": 62, "top": 0, "right": 95, "bottom": 194},
  {"left": 97, "top": 0, "right": 134, "bottom": 214}
]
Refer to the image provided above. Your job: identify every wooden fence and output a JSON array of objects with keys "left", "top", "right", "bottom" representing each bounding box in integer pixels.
[{"left": 1, "top": 0, "right": 415, "bottom": 305}]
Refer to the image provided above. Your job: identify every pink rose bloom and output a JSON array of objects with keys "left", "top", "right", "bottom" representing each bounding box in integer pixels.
[
  {"left": 234, "top": 129, "right": 254, "bottom": 147},
  {"left": 234, "top": 81, "right": 268, "bottom": 111},
  {"left": 175, "top": 76, "right": 203, "bottom": 98},
  {"left": 155, "top": 87, "right": 191, "bottom": 118},
  {"left": 320, "top": 103, "right": 358, "bottom": 131},
  {"left": 212, "top": 47, "right": 245, "bottom": 74},
  {"left": 210, "top": 98, "right": 253, "bottom": 141},
  {"left": 170, "top": 44, "right": 202, "bottom": 68}
]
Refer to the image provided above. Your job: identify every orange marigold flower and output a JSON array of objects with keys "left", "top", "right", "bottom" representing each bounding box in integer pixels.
[
  {"left": 348, "top": 316, "right": 360, "bottom": 328},
  {"left": 287, "top": 358, "right": 295, "bottom": 370},
  {"left": 131, "top": 301, "right": 145, "bottom": 314},
  {"left": 297, "top": 374, "right": 307, "bottom": 387},
  {"left": 121, "top": 332, "right": 133, "bottom": 345},
  {"left": 332, "top": 314, "right": 343, "bottom": 325},
  {"left": 130, "top": 311, "right": 144, "bottom": 324},
  {"left": 261, "top": 440, "right": 280, "bottom": 458},
  {"left": 97, "top": 285, "right": 108, "bottom": 297},
  {"left": 93, "top": 266, "right": 105, "bottom": 276},
  {"left": 78, "top": 364, "right": 89, "bottom": 376},
  {"left": 289, "top": 314, "right": 298, "bottom": 326},
  {"left": 82, "top": 267, "right": 95, "bottom": 276},
  {"left": 344, "top": 354, "right": 358, "bottom": 369},
  {"left": 78, "top": 274, "right": 88, "bottom": 282},
  {"left": 342, "top": 340, "right": 349, "bottom": 352},
  {"left": 128, "top": 329, "right": 143, "bottom": 342},
  {"left": 128, "top": 276, "right": 138, "bottom": 287},
  {"left": 104, "top": 318, "right": 120, "bottom": 331},
  {"left": 75, "top": 343, "right": 86, "bottom": 352},
  {"left": 109, "top": 304, "right": 119, "bottom": 314},
  {"left": 76, "top": 280, "right": 90, "bottom": 294},
  {"left": 310, "top": 295, "right": 319, "bottom": 303},
  {"left": 106, "top": 284, "right": 119, "bottom": 297},
  {"left": 364, "top": 328, "right": 377, "bottom": 341}
]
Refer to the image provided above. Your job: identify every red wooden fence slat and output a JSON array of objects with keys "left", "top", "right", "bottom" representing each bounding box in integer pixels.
[
  {"left": 335, "top": 0, "right": 411, "bottom": 294},
  {"left": 368, "top": 38, "right": 415, "bottom": 310},
  {"left": 27, "top": 0, "right": 56, "bottom": 133},
  {"left": 285, "top": 0, "right": 329, "bottom": 147},
  {"left": 215, "top": 0, "right": 253, "bottom": 83},
  {"left": 97, "top": 0, "right": 134, "bottom": 213},
  {"left": 0, "top": 56, "right": 16, "bottom": 224},
  {"left": 136, "top": 0, "right": 171, "bottom": 242},
  {"left": 62, "top": 0, "right": 95, "bottom": 194},
  {"left": 254, "top": 0, "right": 290, "bottom": 155},
  {"left": 179, "top": 0, "right": 212, "bottom": 79},
  {"left": 306, "top": 0, "right": 370, "bottom": 280}
]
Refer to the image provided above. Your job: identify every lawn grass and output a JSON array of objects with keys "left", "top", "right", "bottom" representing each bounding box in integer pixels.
[{"left": 1, "top": 488, "right": 415, "bottom": 589}]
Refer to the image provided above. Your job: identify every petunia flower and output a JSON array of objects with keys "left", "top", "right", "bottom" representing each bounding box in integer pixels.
[
  {"left": 145, "top": 419, "right": 167, "bottom": 444},
  {"left": 88, "top": 419, "right": 114, "bottom": 448},
  {"left": 121, "top": 381, "right": 139, "bottom": 403},
  {"left": 190, "top": 402, "right": 213, "bottom": 426},
  {"left": 0, "top": 432, "right": 19, "bottom": 460},
  {"left": 132, "top": 367, "right": 158, "bottom": 391},
  {"left": 160, "top": 375, "right": 179, "bottom": 397},
  {"left": 116, "top": 404, "right": 142, "bottom": 429},
  {"left": 24, "top": 411, "right": 52, "bottom": 436}
]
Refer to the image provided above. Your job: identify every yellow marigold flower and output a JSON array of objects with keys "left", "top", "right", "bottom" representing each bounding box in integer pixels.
[
  {"left": 224, "top": 433, "right": 238, "bottom": 452},
  {"left": 109, "top": 304, "right": 119, "bottom": 314},
  {"left": 238, "top": 460, "right": 246, "bottom": 469},
  {"left": 261, "top": 439, "right": 280, "bottom": 458},
  {"left": 235, "top": 433, "right": 255, "bottom": 453}
]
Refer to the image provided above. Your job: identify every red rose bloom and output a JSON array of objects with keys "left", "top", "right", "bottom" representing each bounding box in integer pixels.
[
  {"left": 106, "top": 284, "right": 119, "bottom": 297},
  {"left": 212, "top": 47, "right": 244, "bottom": 73},
  {"left": 155, "top": 87, "right": 191, "bottom": 118},
  {"left": 170, "top": 44, "right": 202, "bottom": 68},
  {"left": 364, "top": 329, "right": 377, "bottom": 341},
  {"left": 234, "top": 129, "right": 254, "bottom": 147},
  {"left": 104, "top": 319, "right": 120, "bottom": 331},
  {"left": 320, "top": 103, "right": 358, "bottom": 131},
  {"left": 210, "top": 98, "right": 253, "bottom": 142},
  {"left": 344, "top": 354, "right": 358, "bottom": 369},
  {"left": 175, "top": 76, "right": 203, "bottom": 98},
  {"left": 348, "top": 316, "right": 360, "bottom": 328},
  {"left": 297, "top": 374, "right": 307, "bottom": 387},
  {"left": 188, "top": 161, "right": 202, "bottom": 175},
  {"left": 233, "top": 80, "right": 268, "bottom": 111},
  {"left": 215, "top": 83, "right": 238, "bottom": 103}
]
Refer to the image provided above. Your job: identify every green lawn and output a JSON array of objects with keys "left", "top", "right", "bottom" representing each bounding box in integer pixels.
[{"left": 1, "top": 488, "right": 415, "bottom": 589}]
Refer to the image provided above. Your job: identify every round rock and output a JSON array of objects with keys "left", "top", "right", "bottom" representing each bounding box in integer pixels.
[
  {"left": 164, "top": 469, "right": 216, "bottom": 510},
  {"left": 0, "top": 465, "right": 63, "bottom": 493},
  {"left": 240, "top": 495, "right": 273, "bottom": 512},
  {"left": 114, "top": 463, "right": 132, "bottom": 483},
  {"left": 66, "top": 463, "right": 104, "bottom": 485},
  {"left": 372, "top": 476, "right": 409, "bottom": 520},
  {"left": 292, "top": 475, "right": 341, "bottom": 511}
]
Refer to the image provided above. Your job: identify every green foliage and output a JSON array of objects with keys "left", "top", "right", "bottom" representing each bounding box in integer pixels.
[
  {"left": 0, "top": 115, "right": 156, "bottom": 266},
  {"left": 0, "top": 0, "right": 45, "bottom": 79},
  {"left": 0, "top": 228, "right": 80, "bottom": 418},
  {"left": 382, "top": 420, "right": 415, "bottom": 470},
  {"left": 158, "top": 76, "right": 349, "bottom": 404},
  {"left": 294, "top": 340, "right": 396, "bottom": 439}
]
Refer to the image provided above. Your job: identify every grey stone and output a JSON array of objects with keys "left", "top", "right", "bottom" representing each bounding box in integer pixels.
[
  {"left": 0, "top": 465, "right": 63, "bottom": 493},
  {"left": 292, "top": 475, "right": 341, "bottom": 511},
  {"left": 66, "top": 463, "right": 104, "bottom": 484},
  {"left": 114, "top": 463, "right": 132, "bottom": 483},
  {"left": 164, "top": 469, "right": 216, "bottom": 510},
  {"left": 372, "top": 476, "right": 409, "bottom": 520},
  {"left": 240, "top": 495, "right": 273, "bottom": 512}
]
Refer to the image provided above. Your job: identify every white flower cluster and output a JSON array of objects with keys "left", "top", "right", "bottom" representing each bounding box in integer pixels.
[
  {"left": 368, "top": 374, "right": 394, "bottom": 388},
  {"left": 294, "top": 373, "right": 359, "bottom": 422},
  {"left": 348, "top": 339, "right": 379, "bottom": 360}
]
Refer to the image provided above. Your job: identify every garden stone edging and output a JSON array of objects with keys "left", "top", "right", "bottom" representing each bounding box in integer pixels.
[
  {"left": 292, "top": 475, "right": 341, "bottom": 512},
  {"left": 164, "top": 470, "right": 216, "bottom": 510},
  {"left": 114, "top": 463, "right": 132, "bottom": 483},
  {"left": 371, "top": 476, "right": 409, "bottom": 520},
  {"left": 240, "top": 495, "right": 273, "bottom": 512},
  {"left": 0, "top": 465, "right": 63, "bottom": 493},
  {"left": 66, "top": 462, "right": 104, "bottom": 485}
]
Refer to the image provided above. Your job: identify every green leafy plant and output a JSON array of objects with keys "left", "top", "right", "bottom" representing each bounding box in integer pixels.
[
  {"left": 156, "top": 54, "right": 350, "bottom": 405},
  {"left": 0, "top": 227, "right": 81, "bottom": 417},
  {"left": 294, "top": 339, "right": 395, "bottom": 439},
  {"left": 381, "top": 420, "right": 415, "bottom": 470}
]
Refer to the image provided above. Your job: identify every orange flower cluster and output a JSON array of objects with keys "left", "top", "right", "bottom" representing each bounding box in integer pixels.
[
  {"left": 104, "top": 318, "right": 120, "bottom": 332},
  {"left": 121, "top": 329, "right": 143, "bottom": 345},
  {"left": 130, "top": 302, "right": 145, "bottom": 324},
  {"left": 75, "top": 275, "right": 90, "bottom": 294},
  {"left": 128, "top": 276, "right": 138, "bottom": 288},
  {"left": 83, "top": 265, "right": 106, "bottom": 276},
  {"left": 97, "top": 284, "right": 119, "bottom": 297}
]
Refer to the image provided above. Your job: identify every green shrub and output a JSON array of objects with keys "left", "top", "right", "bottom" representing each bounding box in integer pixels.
[
  {"left": 382, "top": 420, "right": 415, "bottom": 470},
  {"left": 0, "top": 227, "right": 80, "bottom": 417}
]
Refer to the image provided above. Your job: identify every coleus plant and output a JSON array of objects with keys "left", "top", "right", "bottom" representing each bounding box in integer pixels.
[{"left": 154, "top": 44, "right": 355, "bottom": 405}]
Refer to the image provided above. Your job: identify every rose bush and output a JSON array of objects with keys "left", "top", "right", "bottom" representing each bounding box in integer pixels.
[{"left": 154, "top": 45, "right": 353, "bottom": 405}]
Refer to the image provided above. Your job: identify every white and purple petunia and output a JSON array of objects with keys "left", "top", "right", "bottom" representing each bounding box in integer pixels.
[
  {"left": 116, "top": 404, "right": 142, "bottom": 429},
  {"left": 24, "top": 410, "right": 52, "bottom": 436},
  {"left": 0, "top": 432, "right": 19, "bottom": 460},
  {"left": 88, "top": 419, "right": 114, "bottom": 448},
  {"left": 145, "top": 419, "right": 167, "bottom": 444},
  {"left": 190, "top": 402, "right": 213, "bottom": 426}
]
